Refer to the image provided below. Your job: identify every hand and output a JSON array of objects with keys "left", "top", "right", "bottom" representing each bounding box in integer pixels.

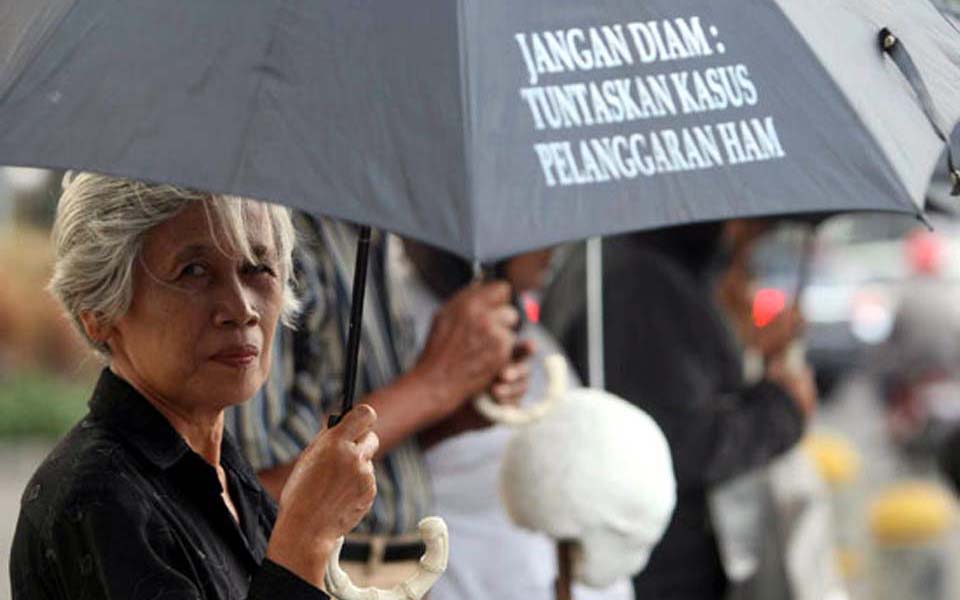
[
  {"left": 766, "top": 356, "right": 817, "bottom": 419},
  {"left": 413, "top": 281, "right": 519, "bottom": 416},
  {"left": 267, "top": 405, "right": 379, "bottom": 588},
  {"left": 418, "top": 339, "right": 535, "bottom": 449},
  {"left": 488, "top": 339, "right": 535, "bottom": 407},
  {"left": 752, "top": 306, "right": 804, "bottom": 359},
  {"left": 715, "top": 267, "right": 754, "bottom": 340}
]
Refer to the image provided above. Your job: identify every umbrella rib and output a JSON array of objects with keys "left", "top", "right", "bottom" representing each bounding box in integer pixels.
[{"left": 771, "top": 0, "right": 922, "bottom": 216}]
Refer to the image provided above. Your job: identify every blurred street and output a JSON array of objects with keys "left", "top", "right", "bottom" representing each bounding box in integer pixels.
[
  {"left": 1, "top": 441, "right": 52, "bottom": 600},
  {"left": 814, "top": 373, "right": 960, "bottom": 600}
]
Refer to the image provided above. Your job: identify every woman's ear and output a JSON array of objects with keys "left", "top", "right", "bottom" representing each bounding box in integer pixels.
[{"left": 79, "top": 312, "right": 110, "bottom": 347}]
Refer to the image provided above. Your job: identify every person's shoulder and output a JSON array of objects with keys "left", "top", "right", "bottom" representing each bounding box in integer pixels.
[
  {"left": 16, "top": 417, "right": 148, "bottom": 533},
  {"left": 604, "top": 237, "right": 683, "bottom": 281},
  {"left": 605, "top": 238, "right": 703, "bottom": 309}
]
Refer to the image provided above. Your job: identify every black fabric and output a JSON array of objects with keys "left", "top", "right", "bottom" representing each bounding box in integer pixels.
[
  {"left": 631, "top": 222, "right": 728, "bottom": 277},
  {"left": 879, "top": 27, "right": 960, "bottom": 196},
  {"left": 938, "top": 425, "right": 960, "bottom": 495},
  {"left": 10, "top": 369, "right": 328, "bottom": 600},
  {"left": 542, "top": 233, "right": 805, "bottom": 600}
]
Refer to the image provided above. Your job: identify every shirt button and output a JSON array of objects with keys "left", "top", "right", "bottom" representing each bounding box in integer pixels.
[{"left": 26, "top": 484, "right": 41, "bottom": 503}]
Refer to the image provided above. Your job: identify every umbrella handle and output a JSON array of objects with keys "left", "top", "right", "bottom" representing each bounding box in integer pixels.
[
  {"left": 324, "top": 517, "right": 449, "bottom": 600},
  {"left": 472, "top": 354, "right": 568, "bottom": 426}
]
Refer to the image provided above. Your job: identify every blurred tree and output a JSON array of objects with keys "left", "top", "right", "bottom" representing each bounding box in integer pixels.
[{"left": 5, "top": 167, "right": 62, "bottom": 228}]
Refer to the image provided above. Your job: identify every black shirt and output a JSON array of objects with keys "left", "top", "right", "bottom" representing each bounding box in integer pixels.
[{"left": 10, "top": 369, "right": 329, "bottom": 600}]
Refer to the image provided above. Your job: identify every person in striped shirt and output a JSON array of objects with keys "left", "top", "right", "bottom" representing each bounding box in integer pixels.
[{"left": 227, "top": 213, "right": 531, "bottom": 588}]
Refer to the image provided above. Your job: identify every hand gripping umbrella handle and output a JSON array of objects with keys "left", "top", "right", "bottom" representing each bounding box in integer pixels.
[
  {"left": 472, "top": 354, "right": 568, "bottom": 426},
  {"left": 324, "top": 517, "right": 449, "bottom": 600}
]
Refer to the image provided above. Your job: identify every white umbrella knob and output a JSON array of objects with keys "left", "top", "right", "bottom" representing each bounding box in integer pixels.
[
  {"left": 473, "top": 354, "right": 568, "bottom": 426},
  {"left": 324, "top": 517, "right": 449, "bottom": 600}
]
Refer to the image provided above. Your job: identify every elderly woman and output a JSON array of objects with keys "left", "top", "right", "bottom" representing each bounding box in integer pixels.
[{"left": 10, "top": 173, "right": 378, "bottom": 599}]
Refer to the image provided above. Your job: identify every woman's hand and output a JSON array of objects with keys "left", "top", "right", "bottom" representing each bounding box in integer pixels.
[{"left": 266, "top": 404, "right": 379, "bottom": 588}]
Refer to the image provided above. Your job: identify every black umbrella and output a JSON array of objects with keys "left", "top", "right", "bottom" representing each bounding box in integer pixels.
[
  {"left": 5, "top": 5, "right": 960, "bottom": 598},
  {"left": 2, "top": 0, "right": 960, "bottom": 421}
]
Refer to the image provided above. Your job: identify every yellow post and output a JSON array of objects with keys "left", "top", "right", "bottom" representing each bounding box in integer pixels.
[
  {"left": 803, "top": 432, "right": 863, "bottom": 581},
  {"left": 867, "top": 482, "right": 956, "bottom": 600}
]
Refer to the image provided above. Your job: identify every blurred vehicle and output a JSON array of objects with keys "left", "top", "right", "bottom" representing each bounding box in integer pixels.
[
  {"left": 872, "top": 225, "right": 960, "bottom": 461},
  {"left": 750, "top": 150, "right": 960, "bottom": 401},
  {"left": 750, "top": 210, "right": 960, "bottom": 401},
  {"left": 751, "top": 215, "right": 907, "bottom": 397},
  {"left": 751, "top": 201, "right": 960, "bottom": 463}
]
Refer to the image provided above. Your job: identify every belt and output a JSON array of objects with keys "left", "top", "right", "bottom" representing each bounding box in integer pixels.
[{"left": 340, "top": 538, "right": 427, "bottom": 564}]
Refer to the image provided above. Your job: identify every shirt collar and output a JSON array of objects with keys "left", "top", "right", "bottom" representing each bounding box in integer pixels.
[
  {"left": 220, "top": 429, "right": 263, "bottom": 492},
  {"left": 88, "top": 369, "right": 268, "bottom": 493},
  {"left": 88, "top": 368, "right": 193, "bottom": 470}
]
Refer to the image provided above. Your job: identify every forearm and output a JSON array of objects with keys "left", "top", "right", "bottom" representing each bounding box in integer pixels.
[
  {"left": 255, "top": 369, "right": 458, "bottom": 497},
  {"left": 417, "top": 404, "right": 488, "bottom": 451},
  {"left": 262, "top": 523, "right": 335, "bottom": 599},
  {"left": 364, "top": 366, "right": 460, "bottom": 457},
  {"left": 695, "top": 381, "right": 806, "bottom": 487}
]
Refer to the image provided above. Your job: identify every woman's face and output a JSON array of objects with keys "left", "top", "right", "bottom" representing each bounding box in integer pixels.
[{"left": 104, "top": 202, "right": 283, "bottom": 414}]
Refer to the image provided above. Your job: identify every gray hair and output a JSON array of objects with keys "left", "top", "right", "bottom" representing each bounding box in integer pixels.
[{"left": 49, "top": 172, "right": 300, "bottom": 356}]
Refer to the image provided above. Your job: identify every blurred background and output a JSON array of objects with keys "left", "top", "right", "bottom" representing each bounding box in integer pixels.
[
  {"left": 0, "top": 167, "right": 101, "bottom": 600},
  {"left": 5, "top": 160, "right": 960, "bottom": 598}
]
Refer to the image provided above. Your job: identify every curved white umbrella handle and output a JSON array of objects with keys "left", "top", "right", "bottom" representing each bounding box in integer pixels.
[
  {"left": 472, "top": 354, "right": 568, "bottom": 426},
  {"left": 324, "top": 517, "right": 449, "bottom": 600}
]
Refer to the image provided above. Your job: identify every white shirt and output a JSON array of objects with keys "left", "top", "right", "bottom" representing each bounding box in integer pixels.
[{"left": 390, "top": 244, "right": 633, "bottom": 600}]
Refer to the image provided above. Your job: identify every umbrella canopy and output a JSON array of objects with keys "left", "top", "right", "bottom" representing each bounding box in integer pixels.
[{"left": 1, "top": 0, "right": 959, "bottom": 261}]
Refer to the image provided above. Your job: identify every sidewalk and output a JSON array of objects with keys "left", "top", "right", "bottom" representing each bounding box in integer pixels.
[
  {"left": 818, "top": 374, "right": 960, "bottom": 600},
  {"left": 0, "top": 440, "right": 53, "bottom": 600}
]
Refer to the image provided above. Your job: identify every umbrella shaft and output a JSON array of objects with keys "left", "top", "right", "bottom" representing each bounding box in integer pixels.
[{"left": 331, "top": 225, "right": 372, "bottom": 427}]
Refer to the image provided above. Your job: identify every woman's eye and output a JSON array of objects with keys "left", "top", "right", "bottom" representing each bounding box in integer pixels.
[
  {"left": 242, "top": 262, "right": 276, "bottom": 277},
  {"left": 180, "top": 263, "right": 209, "bottom": 278}
]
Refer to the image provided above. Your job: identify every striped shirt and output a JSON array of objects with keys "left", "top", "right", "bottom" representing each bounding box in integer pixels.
[{"left": 226, "top": 215, "right": 432, "bottom": 535}]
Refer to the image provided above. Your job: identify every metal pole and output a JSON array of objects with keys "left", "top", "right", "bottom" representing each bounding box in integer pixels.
[
  {"left": 787, "top": 226, "right": 816, "bottom": 374},
  {"left": 792, "top": 226, "right": 815, "bottom": 308},
  {"left": 554, "top": 540, "right": 575, "bottom": 600},
  {"left": 586, "top": 237, "right": 605, "bottom": 389},
  {"left": 329, "top": 225, "right": 372, "bottom": 427}
]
